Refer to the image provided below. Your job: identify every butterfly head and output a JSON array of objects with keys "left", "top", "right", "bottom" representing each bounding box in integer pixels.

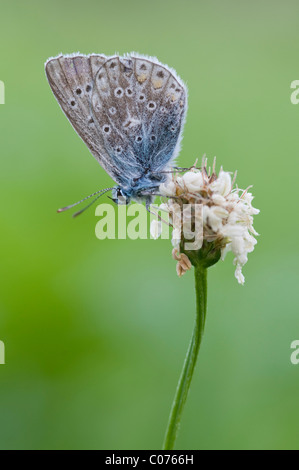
[{"left": 111, "top": 186, "right": 131, "bottom": 205}]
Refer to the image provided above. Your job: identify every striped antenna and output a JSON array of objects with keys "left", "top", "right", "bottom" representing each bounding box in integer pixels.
[{"left": 57, "top": 187, "right": 113, "bottom": 216}]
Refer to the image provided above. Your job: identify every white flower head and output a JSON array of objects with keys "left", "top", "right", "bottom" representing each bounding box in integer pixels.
[
  {"left": 210, "top": 170, "right": 232, "bottom": 196},
  {"left": 154, "top": 158, "right": 259, "bottom": 284},
  {"left": 181, "top": 171, "right": 203, "bottom": 192},
  {"left": 160, "top": 180, "right": 177, "bottom": 197}
]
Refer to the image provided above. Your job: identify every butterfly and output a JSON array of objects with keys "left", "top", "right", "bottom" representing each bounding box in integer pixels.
[{"left": 45, "top": 53, "right": 187, "bottom": 215}]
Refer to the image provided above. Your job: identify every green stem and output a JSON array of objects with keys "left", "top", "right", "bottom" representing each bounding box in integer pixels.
[{"left": 163, "top": 264, "right": 207, "bottom": 450}]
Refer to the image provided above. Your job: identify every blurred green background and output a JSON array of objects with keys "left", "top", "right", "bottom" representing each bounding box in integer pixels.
[{"left": 0, "top": 0, "right": 299, "bottom": 450}]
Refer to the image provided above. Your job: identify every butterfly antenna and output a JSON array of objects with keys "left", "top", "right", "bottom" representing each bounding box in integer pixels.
[
  {"left": 57, "top": 188, "right": 113, "bottom": 214},
  {"left": 72, "top": 191, "right": 109, "bottom": 218}
]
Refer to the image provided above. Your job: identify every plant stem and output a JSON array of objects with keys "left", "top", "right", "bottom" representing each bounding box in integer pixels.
[{"left": 163, "top": 264, "right": 207, "bottom": 450}]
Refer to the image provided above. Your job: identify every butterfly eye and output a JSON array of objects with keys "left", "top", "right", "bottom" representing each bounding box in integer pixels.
[
  {"left": 70, "top": 100, "right": 77, "bottom": 108},
  {"left": 86, "top": 85, "right": 92, "bottom": 93},
  {"left": 135, "top": 136, "right": 143, "bottom": 143},
  {"left": 138, "top": 94, "right": 145, "bottom": 102},
  {"left": 125, "top": 87, "right": 133, "bottom": 97},
  {"left": 147, "top": 101, "right": 156, "bottom": 111},
  {"left": 114, "top": 87, "right": 124, "bottom": 98},
  {"left": 102, "top": 125, "right": 111, "bottom": 134},
  {"left": 117, "top": 187, "right": 126, "bottom": 200},
  {"left": 75, "top": 88, "right": 82, "bottom": 95},
  {"left": 115, "top": 146, "right": 122, "bottom": 154},
  {"left": 151, "top": 135, "right": 156, "bottom": 142}
]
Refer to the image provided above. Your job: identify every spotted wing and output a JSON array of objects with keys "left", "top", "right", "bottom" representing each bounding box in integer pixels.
[
  {"left": 45, "top": 54, "right": 187, "bottom": 188},
  {"left": 91, "top": 55, "right": 187, "bottom": 182},
  {"left": 45, "top": 54, "right": 124, "bottom": 184}
]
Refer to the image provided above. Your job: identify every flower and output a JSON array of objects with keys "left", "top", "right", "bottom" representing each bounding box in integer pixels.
[
  {"left": 159, "top": 180, "right": 177, "bottom": 197},
  {"left": 151, "top": 158, "right": 259, "bottom": 284},
  {"left": 172, "top": 249, "right": 192, "bottom": 277},
  {"left": 179, "top": 171, "right": 204, "bottom": 192}
]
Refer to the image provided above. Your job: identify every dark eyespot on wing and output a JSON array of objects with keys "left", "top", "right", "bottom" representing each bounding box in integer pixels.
[
  {"left": 45, "top": 53, "right": 187, "bottom": 187},
  {"left": 45, "top": 54, "right": 124, "bottom": 184}
]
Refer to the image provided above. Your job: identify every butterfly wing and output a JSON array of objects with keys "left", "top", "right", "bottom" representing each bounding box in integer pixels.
[
  {"left": 91, "top": 55, "right": 187, "bottom": 180},
  {"left": 45, "top": 54, "right": 124, "bottom": 184},
  {"left": 45, "top": 53, "right": 187, "bottom": 188}
]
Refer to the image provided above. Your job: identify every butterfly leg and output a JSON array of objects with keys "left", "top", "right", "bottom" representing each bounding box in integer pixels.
[
  {"left": 146, "top": 202, "right": 172, "bottom": 227},
  {"left": 151, "top": 166, "right": 201, "bottom": 176}
]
